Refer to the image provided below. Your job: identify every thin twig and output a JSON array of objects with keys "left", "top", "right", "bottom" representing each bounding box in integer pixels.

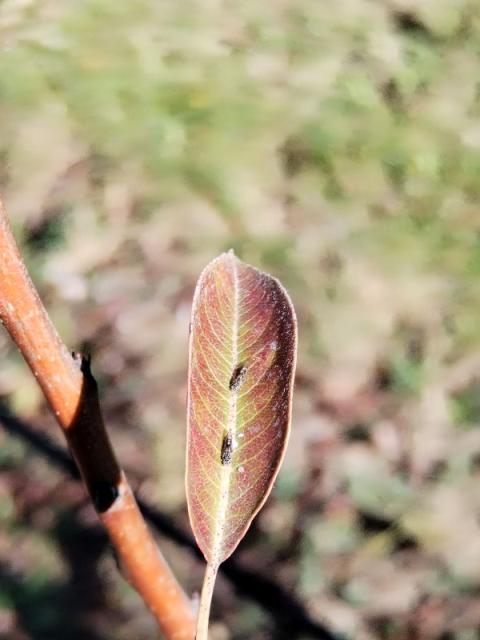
[
  {"left": 0, "top": 201, "right": 195, "bottom": 640},
  {"left": 0, "top": 404, "right": 342, "bottom": 640}
]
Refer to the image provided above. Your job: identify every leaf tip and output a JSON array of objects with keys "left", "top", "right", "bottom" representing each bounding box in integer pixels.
[{"left": 214, "top": 248, "right": 240, "bottom": 270}]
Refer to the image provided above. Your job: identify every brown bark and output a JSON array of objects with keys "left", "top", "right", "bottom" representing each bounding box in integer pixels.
[{"left": 0, "top": 202, "right": 195, "bottom": 640}]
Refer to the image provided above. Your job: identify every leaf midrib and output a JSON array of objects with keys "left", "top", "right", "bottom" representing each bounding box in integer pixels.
[{"left": 210, "top": 253, "right": 239, "bottom": 565}]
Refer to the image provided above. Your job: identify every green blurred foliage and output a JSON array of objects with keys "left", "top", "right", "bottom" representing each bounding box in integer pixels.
[{"left": 1, "top": 1, "right": 480, "bottom": 638}]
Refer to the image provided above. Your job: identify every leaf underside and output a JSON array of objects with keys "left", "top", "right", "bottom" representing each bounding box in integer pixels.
[{"left": 186, "top": 251, "right": 297, "bottom": 566}]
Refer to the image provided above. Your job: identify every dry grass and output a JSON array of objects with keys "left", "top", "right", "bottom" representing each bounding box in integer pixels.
[{"left": 1, "top": 1, "right": 480, "bottom": 638}]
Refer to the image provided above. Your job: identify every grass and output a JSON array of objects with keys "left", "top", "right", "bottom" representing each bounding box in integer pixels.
[{"left": 1, "top": 0, "right": 480, "bottom": 638}]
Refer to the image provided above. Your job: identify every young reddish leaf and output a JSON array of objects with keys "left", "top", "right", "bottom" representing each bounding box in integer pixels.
[{"left": 186, "top": 251, "right": 297, "bottom": 569}]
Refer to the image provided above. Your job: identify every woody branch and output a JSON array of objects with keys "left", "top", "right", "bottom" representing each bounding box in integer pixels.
[{"left": 0, "top": 201, "right": 195, "bottom": 640}]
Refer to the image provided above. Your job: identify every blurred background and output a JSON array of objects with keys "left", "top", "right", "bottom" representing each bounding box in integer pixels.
[{"left": 1, "top": 1, "right": 480, "bottom": 639}]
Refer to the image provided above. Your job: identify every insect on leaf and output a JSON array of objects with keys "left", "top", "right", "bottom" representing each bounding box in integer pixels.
[{"left": 186, "top": 251, "right": 297, "bottom": 570}]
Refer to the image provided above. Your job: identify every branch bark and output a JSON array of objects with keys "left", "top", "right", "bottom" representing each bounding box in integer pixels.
[{"left": 0, "top": 201, "right": 195, "bottom": 640}]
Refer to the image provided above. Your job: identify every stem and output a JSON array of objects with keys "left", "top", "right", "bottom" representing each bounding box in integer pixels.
[
  {"left": 0, "top": 201, "right": 195, "bottom": 640},
  {"left": 196, "top": 563, "right": 218, "bottom": 640}
]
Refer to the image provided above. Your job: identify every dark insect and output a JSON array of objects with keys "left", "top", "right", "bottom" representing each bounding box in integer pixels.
[
  {"left": 220, "top": 432, "right": 233, "bottom": 465},
  {"left": 229, "top": 363, "right": 247, "bottom": 391}
]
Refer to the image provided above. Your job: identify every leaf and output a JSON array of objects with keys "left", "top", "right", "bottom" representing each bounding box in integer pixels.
[{"left": 186, "top": 251, "right": 297, "bottom": 568}]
